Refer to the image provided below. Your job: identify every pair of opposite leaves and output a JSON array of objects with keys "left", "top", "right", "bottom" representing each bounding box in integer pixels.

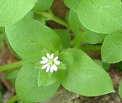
[
  {"left": 5, "top": 17, "right": 113, "bottom": 102},
  {"left": 65, "top": 0, "right": 122, "bottom": 63}
]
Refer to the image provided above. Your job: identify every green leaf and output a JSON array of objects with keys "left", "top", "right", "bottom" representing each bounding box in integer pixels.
[
  {"left": 0, "top": 27, "right": 4, "bottom": 34},
  {"left": 63, "top": 0, "right": 81, "bottom": 11},
  {"left": 0, "top": 27, "right": 4, "bottom": 49},
  {"left": 119, "top": 81, "right": 122, "bottom": 98},
  {"left": 68, "top": 10, "right": 107, "bottom": 44},
  {"left": 33, "top": 0, "right": 54, "bottom": 12},
  {"left": 25, "top": 11, "right": 34, "bottom": 19},
  {"left": 16, "top": 63, "right": 60, "bottom": 102},
  {"left": 19, "top": 100, "right": 36, "bottom": 103},
  {"left": 94, "top": 59, "right": 110, "bottom": 70},
  {"left": 59, "top": 48, "right": 114, "bottom": 96},
  {"left": 54, "top": 62, "right": 67, "bottom": 82},
  {"left": 54, "top": 29, "right": 71, "bottom": 49},
  {"left": 68, "top": 10, "right": 81, "bottom": 33},
  {"left": 5, "top": 18, "right": 61, "bottom": 63},
  {"left": 4, "top": 69, "right": 19, "bottom": 79},
  {"left": 6, "top": 95, "right": 18, "bottom": 103},
  {"left": 38, "top": 62, "right": 66, "bottom": 87},
  {"left": 0, "top": 0, "right": 38, "bottom": 26},
  {"left": 81, "top": 29, "right": 107, "bottom": 44},
  {"left": 116, "top": 61, "right": 122, "bottom": 71},
  {"left": 101, "top": 32, "right": 122, "bottom": 63},
  {"left": 0, "top": 33, "right": 4, "bottom": 49},
  {"left": 68, "top": 10, "right": 82, "bottom": 47},
  {"left": 38, "top": 69, "right": 58, "bottom": 87},
  {"left": 0, "top": 90, "right": 2, "bottom": 103},
  {"left": 77, "top": 0, "right": 122, "bottom": 34}
]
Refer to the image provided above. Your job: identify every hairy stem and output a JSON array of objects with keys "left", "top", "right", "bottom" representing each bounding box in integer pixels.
[
  {"left": 0, "top": 61, "right": 23, "bottom": 72},
  {"left": 6, "top": 95, "right": 18, "bottom": 103},
  {"left": 36, "top": 11, "right": 69, "bottom": 28}
]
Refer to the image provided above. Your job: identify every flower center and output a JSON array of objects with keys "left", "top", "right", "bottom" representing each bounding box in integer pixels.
[
  {"left": 48, "top": 59, "right": 54, "bottom": 65},
  {"left": 40, "top": 53, "right": 60, "bottom": 73}
]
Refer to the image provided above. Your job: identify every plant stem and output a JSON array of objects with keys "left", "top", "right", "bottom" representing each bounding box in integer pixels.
[
  {"left": 0, "top": 61, "right": 23, "bottom": 72},
  {"left": 37, "top": 11, "right": 69, "bottom": 28},
  {"left": 81, "top": 45, "right": 101, "bottom": 51},
  {"left": 6, "top": 95, "right": 18, "bottom": 103}
]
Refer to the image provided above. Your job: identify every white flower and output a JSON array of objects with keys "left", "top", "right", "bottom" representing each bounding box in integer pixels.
[{"left": 40, "top": 53, "right": 60, "bottom": 73}]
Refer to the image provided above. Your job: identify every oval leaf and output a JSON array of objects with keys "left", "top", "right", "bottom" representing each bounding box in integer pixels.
[
  {"left": 68, "top": 10, "right": 82, "bottom": 32},
  {"left": 102, "top": 32, "right": 122, "bottom": 63},
  {"left": 54, "top": 29, "right": 71, "bottom": 49},
  {"left": 68, "top": 10, "right": 106, "bottom": 44},
  {"left": 0, "top": 0, "right": 38, "bottom": 26},
  {"left": 38, "top": 69, "right": 57, "bottom": 87},
  {"left": 77, "top": 0, "right": 122, "bottom": 34},
  {"left": 38, "top": 66, "right": 66, "bottom": 88},
  {"left": 59, "top": 48, "right": 114, "bottom": 96},
  {"left": 119, "top": 81, "right": 122, "bottom": 98},
  {"left": 0, "top": 29, "right": 4, "bottom": 49},
  {"left": 63, "top": 0, "right": 81, "bottom": 11},
  {"left": 5, "top": 18, "right": 61, "bottom": 63},
  {"left": 16, "top": 63, "right": 60, "bottom": 102},
  {"left": 33, "top": 0, "right": 54, "bottom": 12}
]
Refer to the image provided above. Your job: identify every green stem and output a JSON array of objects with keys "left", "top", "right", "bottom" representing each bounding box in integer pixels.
[
  {"left": 37, "top": 11, "right": 69, "bottom": 28},
  {"left": 0, "top": 61, "right": 23, "bottom": 72},
  {"left": 81, "top": 45, "right": 101, "bottom": 51},
  {"left": 6, "top": 95, "right": 18, "bottom": 103}
]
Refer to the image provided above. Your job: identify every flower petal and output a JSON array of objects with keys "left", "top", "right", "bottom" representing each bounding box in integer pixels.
[
  {"left": 53, "top": 65, "right": 58, "bottom": 71},
  {"left": 54, "top": 60, "right": 60, "bottom": 65},
  {"left": 46, "top": 53, "right": 51, "bottom": 59},
  {"left": 50, "top": 53, "right": 54, "bottom": 59},
  {"left": 40, "top": 60, "right": 48, "bottom": 64},
  {"left": 54, "top": 57, "right": 58, "bottom": 61},
  {"left": 42, "top": 56, "right": 48, "bottom": 62},
  {"left": 46, "top": 65, "right": 50, "bottom": 72},
  {"left": 42, "top": 64, "right": 48, "bottom": 69},
  {"left": 51, "top": 64, "right": 58, "bottom": 72},
  {"left": 50, "top": 67, "right": 54, "bottom": 73}
]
